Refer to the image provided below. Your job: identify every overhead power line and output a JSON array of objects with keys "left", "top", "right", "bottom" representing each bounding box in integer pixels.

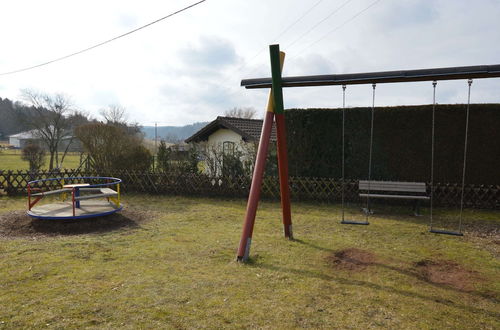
[
  {"left": 213, "top": 0, "right": 328, "bottom": 100},
  {"left": 233, "top": 0, "right": 355, "bottom": 82},
  {"left": 306, "top": 0, "right": 382, "bottom": 51},
  {"left": 289, "top": 0, "right": 383, "bottom": 63},
  {"left": 285, "top": 0, "right": 355, "bottom": 50},
  {"left": 269, "top": 0, "right": 326, "bottom": 47},
  {"left": 0, "top": 0, "right": 207, "bottom": 76},
  {"left": 229, "top": 0, "right": 326, "bottom": 78}
]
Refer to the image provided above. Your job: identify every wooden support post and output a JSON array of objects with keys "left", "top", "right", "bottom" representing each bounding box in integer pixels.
[
  {"left": 236, "top": 44, "right": 288, "bottom": 262},
  {"left": 269, "top": 44, "right": 293, "bottom": 239},
  {"left": 27, "top": 184, "right": 31, "bottom": 211},
  {"left": 275, "top": 113, "right": 293, "bottom": 239},
  {"left": 6, "top": 170, "right": 12, "bottom": 195},
  {"left": 236, "top": 111, "right": 275, "bottom": 262}
]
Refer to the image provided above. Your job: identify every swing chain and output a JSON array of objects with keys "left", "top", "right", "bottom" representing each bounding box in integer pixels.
[
  {"left": 341, "top": 84, "right": 346, "bottom": 222},
  {"left": 458, "top": 79, "right": 473, "bottom": 233},
  {"left": 366, "top": 83, "right": 376, "bottom": 219},
  {"left": 430, "top": 81, "right": 437, "bottom": 230}
]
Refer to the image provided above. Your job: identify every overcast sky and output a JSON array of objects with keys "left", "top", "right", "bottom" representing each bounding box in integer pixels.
[{"left": 0, "top": 0, "right": 499, "bottom": 126}]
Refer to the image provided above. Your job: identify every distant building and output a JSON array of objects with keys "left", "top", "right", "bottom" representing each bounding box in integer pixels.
[
  {"left": 8, "top": 129, "right": 82, "bottom": 152},
  {"left": 8, "top": 130, "right": 38, "bottom": 149}
]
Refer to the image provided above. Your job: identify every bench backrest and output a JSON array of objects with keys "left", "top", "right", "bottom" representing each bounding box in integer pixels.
[{"left": 359, "top": 180, "right": 426, "bottom": 193}]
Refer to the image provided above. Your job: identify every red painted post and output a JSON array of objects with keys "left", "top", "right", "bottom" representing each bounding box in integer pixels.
[
  {"left": 236, "top": 44, "right": 287, "bottom": 262},
  {"left": 236, "top": 111, "right": 275, "bottom": 261},
  {"left": 27, "top": 184, "right": 31, "bottom": 211},
  {"left": 275, "top": 113, "right": 293, "bottom": 239}
]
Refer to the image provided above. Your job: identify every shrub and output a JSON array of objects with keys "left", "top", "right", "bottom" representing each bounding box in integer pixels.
[
  {"left": 195, "top": 141, "right": 260, "bottom": 178},
  {"left": 21, "top": 143, "right": 46, "bottom": 171},
  {"left": 75, "top": 123, "right": 152, "bottom": 171},
  {"left": 157, "top": 141, "right": 172, "bottom": 173},
  {"left": 116, "top": 144, "right": 152, "bottom": 172},
  {"left": 157, "top": 142, "right": 199, "bottom": 175},
  {"left": 286, "top": 104, "right": 500, "bottom": 184}
]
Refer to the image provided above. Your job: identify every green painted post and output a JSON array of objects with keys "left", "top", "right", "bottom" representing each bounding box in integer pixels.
[
  {"left": 269, "top": 44, "right": 293, "bottom": 239},
  {"left": 269, "top": 44, "right": 284, "bottom": 114}
]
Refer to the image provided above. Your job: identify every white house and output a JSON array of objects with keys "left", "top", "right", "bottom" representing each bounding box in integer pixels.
[{"left": 185, "top": 116, "right": 276, "bottom": 175}]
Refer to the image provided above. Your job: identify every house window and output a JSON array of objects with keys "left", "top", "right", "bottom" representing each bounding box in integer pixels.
[{"left": 223, "top": 141, "right": 235, "bottom": 156}]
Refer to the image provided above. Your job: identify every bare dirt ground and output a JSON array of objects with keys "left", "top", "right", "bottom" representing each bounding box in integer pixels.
[
  {"left": 327, "top": 248, "right": 377, "bottom": 271},
  {"left": 327, "top": 248, "right": 486, "bottom": 293},
  {"left": 463, "top": 221, "right": 500, "bottom": 239},
  {"left": 0, "top": 208, "right": 153, "bottom": 239},
  {"left": 413, "top": 259, "right": 481, "bottom": 292}
]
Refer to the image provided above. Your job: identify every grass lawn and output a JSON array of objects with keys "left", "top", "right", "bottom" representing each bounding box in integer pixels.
[
  {"left": 0, "top": 195, "right": 498, "bottom": 328},
  {"left": 0, "top": 150, "right": 81, "bottom": 170}
]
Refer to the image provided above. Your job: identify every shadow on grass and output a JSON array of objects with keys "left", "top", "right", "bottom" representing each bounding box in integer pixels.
[
  {"left": 250, "top": 260, "right": 500, "bottom": 320},
  {"left": 247, "top": 239, "right": 498, "bottom": 309},
  {"left": 0, "top": 209, "right": 147, "bottom": 238},
  {"left": 31, "top": 212, "right": 141, "bottom": 235},
  {"left": 294, "top": 238, "right": 497, "bottom": 299}
]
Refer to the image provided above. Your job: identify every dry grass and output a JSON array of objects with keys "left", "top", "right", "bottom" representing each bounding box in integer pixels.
[
  {"left": 0, "top": 194, "right": 498, "bottom": 328},
  {"left": 0, "top": 150, "right": 81, "bottom": 170}
]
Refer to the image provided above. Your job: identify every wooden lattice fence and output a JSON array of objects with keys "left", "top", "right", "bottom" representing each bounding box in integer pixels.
[{"left": 0, "top": 169, "right": 498, "bottom": 209}]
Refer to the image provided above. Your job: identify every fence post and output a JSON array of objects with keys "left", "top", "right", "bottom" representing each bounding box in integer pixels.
[{"left": 6, "top": 170, "right": 13, "bottom": 195}]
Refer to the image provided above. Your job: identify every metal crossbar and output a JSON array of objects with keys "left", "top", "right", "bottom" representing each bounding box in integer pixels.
[{"left": 241, "top": 64, "right": 500, "bottom": 88}]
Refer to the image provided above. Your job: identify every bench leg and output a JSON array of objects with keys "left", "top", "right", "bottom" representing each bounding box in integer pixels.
[
  {"left": 413, "top": 200, "right": 422, "bottom": 216},
  {"left": 359, "top": 196, "right": 374, "bottom": 215},
  {"left": 361, "top": 207, "right": 374, "bottom": 215}
]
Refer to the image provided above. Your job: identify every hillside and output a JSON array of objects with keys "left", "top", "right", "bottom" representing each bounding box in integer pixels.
[
  {"left": 0, "top": 97, "right": 34, "bottom": 139},
  {"left": 141, "top": 122, "right": 208, "bottom": 142}
]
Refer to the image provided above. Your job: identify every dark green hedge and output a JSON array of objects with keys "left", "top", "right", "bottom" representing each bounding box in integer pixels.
[{"left": 285, "top": 104, "right": 500, "bottom": 184}]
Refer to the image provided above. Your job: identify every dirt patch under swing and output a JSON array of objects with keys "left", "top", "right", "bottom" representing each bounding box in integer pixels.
[
  {"left": 413, "top": 259, "right": 481, "bottom": 291},
  {"left": 326, "top": 248, "right": 377, "bottom": 271},
  {"left": 327, "top": 249, "right": 483, "bottom": 293},
  {"left": 0, "top": 208, "right": 153, "bottom": 239}
]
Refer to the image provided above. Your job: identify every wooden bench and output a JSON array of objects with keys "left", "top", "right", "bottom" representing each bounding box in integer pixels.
[{"left": 359, "top": 180, "right": 429, "bottom": 216}]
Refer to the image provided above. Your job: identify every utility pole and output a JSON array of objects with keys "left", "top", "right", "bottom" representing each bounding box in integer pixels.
[
  {"left": 154, "top": 122, "right": 158, "bottom": 172},
  {"left": 155, "top": 122, "right": 158, "bottom": 153}
]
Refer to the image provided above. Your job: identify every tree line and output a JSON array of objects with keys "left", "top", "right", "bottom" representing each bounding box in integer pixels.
[
  {"left": 3, "top": 90, "right": 149, "bottom": 172},
  {"left": 7, "top": 89, "right": 261, "bottom": 175}
]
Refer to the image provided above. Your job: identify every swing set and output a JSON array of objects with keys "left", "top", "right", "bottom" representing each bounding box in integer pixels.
[{"left": 236, "top": 44, "right": 500, "bottom": 262}]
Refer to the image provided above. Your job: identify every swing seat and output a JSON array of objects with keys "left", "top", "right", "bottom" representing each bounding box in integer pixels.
[
  {"left": 341, "top": 220, "right": 369, "bottom": 225},
  {"left": 430, "top": 228, "right": 464, "bottom": 236}
]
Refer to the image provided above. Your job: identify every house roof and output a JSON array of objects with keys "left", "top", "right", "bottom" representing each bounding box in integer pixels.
[
  {"left": 8, "top": 130, "right": 39, "bottom": 139},
  {"left": 8, "top": 128, "right": 74, "bottom": 140},
  {"left": 185, "top": 116, "right": 277, "bottom": 143}
]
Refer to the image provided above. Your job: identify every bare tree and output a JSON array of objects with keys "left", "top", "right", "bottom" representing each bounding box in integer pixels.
[
  {"left": 100, "top": 104, "right": 128, "bottom": 125},
  {"left": 99, "top": 104, "right": 142, "bottom": 137},
  {"left": 20, "top": 89, "right": 75, "bottom": 170},
  {"left": 195, "top": 141, "right": 256, "bottom": 177},
  {"left": 224, "top": 107, "right": 257, "bottom": 119},
  {"left": 197, "top": 142, "right": 224, "bottom": 177}
]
